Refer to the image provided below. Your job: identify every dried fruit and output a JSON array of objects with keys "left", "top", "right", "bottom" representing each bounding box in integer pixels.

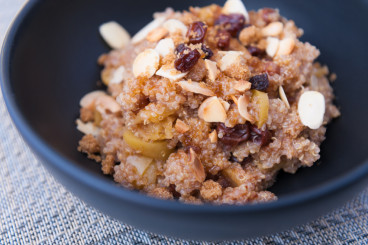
[
  {"left": 249, "top": 124, "right": 272, "bottom": 147},
  {"left": 222, "top": 0, "right": 249, "bottom": 22},
  {"left": 174, "top": 49, "right": 201, "bottom": 72},
  {"left": 216, "top": 30, "right": 231, "bottom": 49},
  {"left": 247, "top": 46, "right": 264, "bottom": 57},
  {"left": 201, "top": 44, "right": 213, "bottom": 59},
  {"left": 249, "top": 73, "right": 269, "bottom": 91},
  {"left": 215, "top": 14, "right": 246, "bottom": 37},
  {"left": 187, "top": 21, "right": 207, "bottom": 44},
  {"left": 217, "top": 123, "right": 250, "bottom": 148},
  {"left": 261, "top": 8, "right": 279, "bottom": 24},
  {"left": 175, "top": 43, "right": 189, "bottom": 54}
]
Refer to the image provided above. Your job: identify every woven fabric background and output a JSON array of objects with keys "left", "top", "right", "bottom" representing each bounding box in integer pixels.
[{"left": 1, "top": 1, "right": 368, "bottom": 244}]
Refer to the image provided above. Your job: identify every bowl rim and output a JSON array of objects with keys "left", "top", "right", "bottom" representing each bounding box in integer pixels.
[{"left": 1, "top": 0, "right": 368, "bottom": 213}]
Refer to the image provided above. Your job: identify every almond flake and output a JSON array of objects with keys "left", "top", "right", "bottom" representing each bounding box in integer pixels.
[
  {"left": 219, "top": 99, "right": 230, "bottom": 111},
  {"left": 80, "top": 91, "right": 106, "bottom": 109},
  {"left": 219, "top": 51, "right": 243, "bottom": 71},
  {"left": 262, "top": 21, "right": 284, "bottom": 37},
  {"left": 204, "top": 59, "right": 219, "bottom": 81},
  {"left": 110, "top": 66, "right": 126, "bottom": 84},
  {"left": 209, "top": 130, "right": 218, "bottom": 143},
  {"left": 238, "top": 95, "right": 255, "bottom": 122},
  {"left": 266, "top": 37, "right": 280, "bottom": 57},
  {"left": 298, "top": 91, "right": 325, "bottom": 129},
  {"left": 222, "top": 0, "right": 249, "bottom": 22},
  {"left": 177, "top": 80, "right": 215, "bottom": 96},
  {"left": 76, "top": 119, "right": 100, "bottom": 136},
  {"left": 175, "top": 119, "right": 190, "bottom": 133},
  {"left": 133, "top": 49, "right": 160, "bottom": 78},
  {"left": 155, "top": 38, "right": 175, "bottom": 58},
  {"left": 95, "top": 95, "right": 121, "bottom": 114},
  {"left": 99, "top": 21, "right": 131, "bottom": 49},
  {"left": 231, "top": 95, "right": 239, "bottom": 105},
  {"left": 156, "top": 65, "right": 187, "bottom": 81},
  {"left": 276, "top": 37, "right": 295, "bottom": 56},
  {"left": 279, "top": 86, "right": 290, "bottom": 109},
  {"left": 146, "top": 27, "right": 168, "bottom": 42},
  {"left": 163, "top": 19, "right": 188, "bottom": 36},
  {"left": 234, "top": 80, "right": 251, "bottom": 92},
  {"left": 198, "top": 96, "right": 227, "bottom": 123},
  {"left": 189, "top": 148, "right": 206, "bottom": 182},
  {"left": 132, "top": 17, "right": 166, "bottom": 44}
]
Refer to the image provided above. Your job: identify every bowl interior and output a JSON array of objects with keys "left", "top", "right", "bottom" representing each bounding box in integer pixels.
[{"left": 3, "top": 0, "right": 368, "bottom": 198}]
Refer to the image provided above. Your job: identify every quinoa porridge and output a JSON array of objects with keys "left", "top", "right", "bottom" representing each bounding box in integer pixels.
[{"left": 76, "top": 0, "right": 340, "bottom": 204}]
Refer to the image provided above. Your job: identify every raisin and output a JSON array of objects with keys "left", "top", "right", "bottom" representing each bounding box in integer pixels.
[
  {"left": 260, "top": 8, "right": 279, "bottom": 24},
  {"left": 201, "top": 44, "right": 213, "bottom": 59},
  {"left": 175, "top": 49, "right": 201, "bottom": 72},
  {"left": 187, "top": 21, "right": 207, "bottom": 44},
  {"left": 216, "top": 30, "right": 231, "bottom": 49},
  {"left": 175, "top": 43, "right": 190, "bottom": 54},
  {"left": 247, "top": 46, "right": 264, "bottom": 57},
  {"left": 217, "top": 175, "right": 232, "bottom": 188},
  {"left": 217, "top": 123, "right": 250, "bottom": 148},
  {"left": 249, "top": 73, "right": 269, "bottom": 91},
  {"left": 215, "top": 14, "right": 246, "bottom": 37},
  {"left": 249, "top": 124, "right": 272, "bottom": 147}
]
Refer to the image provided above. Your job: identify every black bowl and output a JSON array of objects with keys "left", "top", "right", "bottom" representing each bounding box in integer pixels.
[{"left": 1, "top": 0, "right": 368, "bottom": 241}]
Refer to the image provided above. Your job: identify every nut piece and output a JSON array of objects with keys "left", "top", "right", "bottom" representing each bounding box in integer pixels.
[
  {"left": 220, "top": 99, "right": 230, "bottom": 111},
  {"left": 126, "top": 155, "right": 153, "bottom": 176},
  {"left": 189, "top": 148, "right": 206, "bottom": 182},
  {"left": 266, "top": 37, "right": 280, "bottom": 57},
  {"left": 99, "top": 21, "right": 131, "bottom": 49},
  {"left": 95, "top": 95, "right": 121, "bottom": 114},
  {"left": 80, "top": 91, "right": 106, "bottom": 109},
  {"left": 276, "top": 37, "right": 295, "bottom": 56},
  {"left": 298, "top": 91, "right": 325, "bottom": 129},
  {"left": 234, "top": 80, "right": 251, "bottom": 92},
  {"left": 133, "top": 49, "right": 160, "bottom": 78},
  {"left": 175, "top": 119, "right": 190, "bottom": 133},
  {"left": 155, "top": 38, "right": 175, "bottom": 58},
  {"left": 209, "top": 130, "right": 218, "bottom": 143},
  {"left": 146, "top": 27, "right": 168, "bottom": 42},
  {"left": 219, "top": 51, "right": 243, "bottom": 71},
  {"left": 222, "top": 0, "right": 249, "bottom": 22},
  {"left": 198, "top": 96, "right": 227, "bottom": 123},
  {"left": 204, "top": 59, "right": 219, "bottom": 81},
  {"left": 261, "top": 21, "right": 284, "bottom": 37},
  {"left": 76, "top": 119, "right": 100, "bottom": 136},
  {"left": 177, "top": 80, "right": 215, "bottom": 96},
  {"left": 132, "top": 17, "right": 166, "bottom": 44},
  {"left": 237, "top": 95, "right": 255, "bottom": 122},
  {"left": 156, "top": 64, "right": 188, "bottom": 81},
  {"left": 163, "top": 19, "right": 188, "bottom": 36},
  {"left": 110, "top": 66, "right": 126, "bottom": 84},
  {"left": 239, "top": 25, "right": 257, "bottom": 45},
  {"left": 279, "top": 86, "right": 290, "bottom": 109}
]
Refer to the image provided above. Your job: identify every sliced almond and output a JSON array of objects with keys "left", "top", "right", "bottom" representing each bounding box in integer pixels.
[
  {"left": 80, "top": 91, "right": 106, "bottom": 109},
  {"left": 298, "top": 91, "right": 325, "bottom": 129},
  {"left": 133, "top": 49, "right": 160, "bottom": 78},
  {"left": 163, "top": 19, "right": 188, "bottom": 36},
  {"left": 219, "top": 99, "right": 230, "bottom": 111},
  {"left": 279, "top": 86, "right": 290, "bottom": 109},
  {"left": 110, "top": 66, "right": 126, "bottom": 84},
  {"left": 76, "top": 119, "right": 100, "bottom": 136},
  {"left": 222, "top": 0, "right": 249, "bottom": 22},
  {"left": 234, "top": 80, "right": 251, "bottom": 92},
  {"left": 204, "top": 59, "right": 219, "bottom": 81},
  {"left": 156, "top": 65, "right": 187, "bottom": 81},
  {"left": 99, "top": 21, "right": 131, "bottom": 49},
  {"left": 189, "top": 148, "right": 206, "bottom": 182},
  {"left": 126, "top": 155, "right": 153, "bottom": 176},
  {"left": 261, "top": 21, "right": 284, "bottom": 37},
  {"left": 231, "top": 95, "right": 239, "bottom": 105},
  {"left": 266, "top": 37, "right": 280, "bottom": 57},
  {"left": 198, "top": 96, "right": 227, "bottom": 123},
  {"left": 209, "top": 130, "right": 218, "bottom": 143},
  {"left": 177, "top": 80, "right": 215, "bottom": 96},
  {"left": 146, "top": 27, "right": 168, "bottom": 42},
  {"left": 276, "top": 37, "right": 295, "bottom": 56},
  {"left": 132, "top": 17, "right": 166, "bottom": 44},
  {"left": 219, "top": 51, "right": 243, "bottom": 71},
  {"left": 175, "top": 119, "right": 190, "bottom": 133},
  {"left": 238, "top": 95, "right": 255, "bottom": 122},
  {"left": 239, "top": 25, "right": 257, "bottom": 45},
  {"left": 95, "top": 95, "right": 121, "bottom": 114},
  {"left": 155, "top": 38, "right": 175, "bottom": 58}
]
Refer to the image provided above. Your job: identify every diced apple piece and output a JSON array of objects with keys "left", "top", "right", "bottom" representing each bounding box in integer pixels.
[
  {"left": 251, "top": 90, "right": 269, "bottom": 128},
  {"left": 126, "top": 155, "right": 153, "bottom": 176},
  {"left": 123, "top": 130, "right": 174, "bottom": 160},
  {"left": 222, "top": 165, "right": 247, "bottom": 187}
]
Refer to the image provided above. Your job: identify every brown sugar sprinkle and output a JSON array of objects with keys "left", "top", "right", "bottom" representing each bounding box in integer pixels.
[{"left": 77, "top": 1, "right": 340, "bottom": 205}]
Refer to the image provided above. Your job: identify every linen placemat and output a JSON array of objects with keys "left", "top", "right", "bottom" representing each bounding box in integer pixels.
[{"left": 1, "top": 1, "right": 368, "bottom": 244}]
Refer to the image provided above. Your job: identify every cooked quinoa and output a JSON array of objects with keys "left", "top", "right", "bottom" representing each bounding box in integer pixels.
[{"left": 77, "top": 0, "right": 340, "bottom": 204}]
